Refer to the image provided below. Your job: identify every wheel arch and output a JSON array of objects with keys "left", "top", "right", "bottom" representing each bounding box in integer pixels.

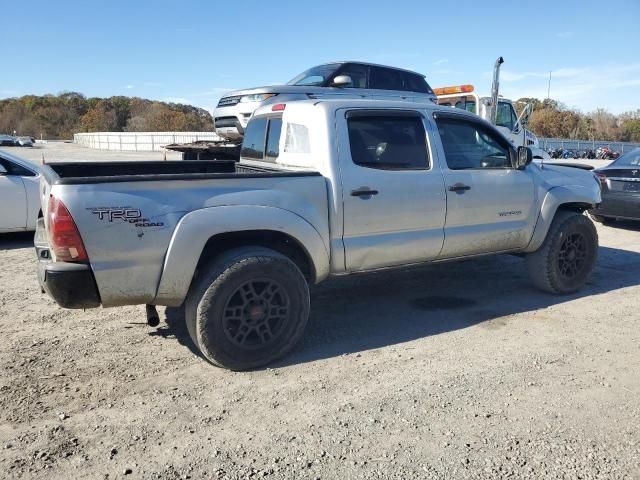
[
  {"left": 196, "top": 230, "right": 316, "bottom": 282},
  {"left": 153, "top": 205, "right": 330, "bottom": 306},
  {"left": 524, "top": 186, "right": 599, "bottom": 253}
]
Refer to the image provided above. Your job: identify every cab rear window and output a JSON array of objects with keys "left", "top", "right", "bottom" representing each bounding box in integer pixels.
[{"left": 240, "top": 117, "right": 282, "bottom": 162}]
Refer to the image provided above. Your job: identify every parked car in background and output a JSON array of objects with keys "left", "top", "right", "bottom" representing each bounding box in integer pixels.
[
  {"left": 0, "top": 151, "right": 41, "bottom": 232},
  {"left": 590, "top": 148, "right": 640, "bottom": 223},
  {"left": 0, "top": 135, "right": 18, "bottom": 146},
  {"left": 213, "top": 61, "right": 436, "bottom": 139},
  {"left": 16, "top": 137, "right": 34, "bottom": 147}
]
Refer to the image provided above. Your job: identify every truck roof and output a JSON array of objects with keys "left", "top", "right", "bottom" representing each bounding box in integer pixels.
[{"left": 253, "top": 98, "right": 483, "bottom": 120}]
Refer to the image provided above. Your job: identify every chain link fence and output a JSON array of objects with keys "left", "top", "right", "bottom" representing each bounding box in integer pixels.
[
  {"left": 74, "top": 132, "right": 223, "bottom": 152},
  {"left": 539, "top": 138, "right": 640, "bottom": 153}
]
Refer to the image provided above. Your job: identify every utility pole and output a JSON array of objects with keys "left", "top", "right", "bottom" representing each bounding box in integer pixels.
[{"left": 547, "top": 71, "right": 552, "bottom": 99}]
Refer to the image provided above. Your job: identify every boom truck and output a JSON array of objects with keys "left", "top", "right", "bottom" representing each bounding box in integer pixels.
[{"left": 434, "top": 57, "right": 550, "bottom": 160}]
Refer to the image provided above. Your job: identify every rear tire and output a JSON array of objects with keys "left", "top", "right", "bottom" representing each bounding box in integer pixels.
[
  {"left": 185, "top": 247, "right": 310, "bottom": 370},
  {"left": 526, "top": 211, "right": 598, "bottom": 294}
]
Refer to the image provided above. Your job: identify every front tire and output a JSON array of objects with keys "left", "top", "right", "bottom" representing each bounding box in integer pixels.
[
  {"left": 185, "top": 247, "right": 310, "bottom": 370},
  {"left": 526, "top": 211, "right": 598, "bottom": 294}
]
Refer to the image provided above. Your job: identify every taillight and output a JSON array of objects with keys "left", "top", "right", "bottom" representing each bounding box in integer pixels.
[{"left": 47, "top": 195, "right": 88, "bottom": 262}]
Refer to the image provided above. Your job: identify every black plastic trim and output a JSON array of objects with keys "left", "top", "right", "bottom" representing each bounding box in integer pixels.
[
  {"left": 42, "top": 161, "right": 321, "bottom": 185},
  {"left": 41, "top": 262, "right": 101, "bottom": 309},
  {"left": 215, "top": 117, "right": 242, "bottom": 128}
]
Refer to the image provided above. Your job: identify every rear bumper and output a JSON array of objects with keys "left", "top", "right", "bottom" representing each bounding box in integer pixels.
[
  {"left": 592, "top": 191, "right": 640, "bottom": 220},
  {"left": 38, "top": 262, "right": 101, "bottom": 309},
  {"left": 35, "top": 218, "right": 101, "bottom": 309}
]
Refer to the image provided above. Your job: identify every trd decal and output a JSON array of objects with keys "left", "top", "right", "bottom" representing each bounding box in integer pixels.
[{"left": 87, "top": 207, "right": 164, "bottom": 227}]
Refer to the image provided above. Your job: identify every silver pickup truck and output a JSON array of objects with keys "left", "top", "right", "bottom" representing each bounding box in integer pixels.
[{"left": 36, "top": 99, "right": 601, "bottom": 370}]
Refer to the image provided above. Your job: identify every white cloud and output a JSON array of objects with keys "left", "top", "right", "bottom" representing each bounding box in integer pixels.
[{"left": 499, "top": 63, "right": 640, "bottom": 113}]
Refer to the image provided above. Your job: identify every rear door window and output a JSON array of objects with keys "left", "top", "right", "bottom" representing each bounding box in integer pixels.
[
  {"left": 369, "top": 67, "right": 404, "bottom": 91},
  {"left": 347, "top": 114, "right": 429, "bottom": 170},
  {"left": 402, "top": 72, "right": 432, "bottom": 93},
  {"left": 0, "top": 157, "right": 36, "bottom": 176}
]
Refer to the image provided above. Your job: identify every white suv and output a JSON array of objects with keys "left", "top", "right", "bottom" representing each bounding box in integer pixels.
[{"left": 213, "top": 61, "right": 436, "bottom": 139}]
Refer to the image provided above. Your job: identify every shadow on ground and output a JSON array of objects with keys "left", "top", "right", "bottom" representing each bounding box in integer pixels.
[
  {"left": 602, "top": 220, "right": 640, "bottom": 232},
  {"left": 0, "top": 231, "right": 34, "bottom": 251},
  {"left": 152, "top": 245, "right": 640, "bottom": 369}
]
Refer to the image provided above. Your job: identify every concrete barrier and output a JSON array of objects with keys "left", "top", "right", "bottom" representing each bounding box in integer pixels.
[{"left": 74, "top": 132, "right": 223, "bottom": 152}]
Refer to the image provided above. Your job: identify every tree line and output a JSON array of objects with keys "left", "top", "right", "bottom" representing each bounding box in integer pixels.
[
  {"left": 0, "top": 92, "right": 213, "bottom": 139},
  {"left": 515, "top": 98, "right": 640, "bottom": 142},
  {"left": 1, "top": 92, "right": 639, "bottom": 143}
]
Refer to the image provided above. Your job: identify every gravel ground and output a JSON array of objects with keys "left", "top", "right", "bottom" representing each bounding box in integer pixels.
[
  {"left": 0, "top": 143, "right": 638, "bottom": 479},
  {"left": 1, "top": 223, "right": 639, "bottom": 479}
]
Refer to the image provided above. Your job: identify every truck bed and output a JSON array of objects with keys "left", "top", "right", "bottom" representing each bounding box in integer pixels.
[
  {"left": 39, "top": 159, "right": 329, "bottom": 307},
  {"left": 43, "top": 160, "right": 320, "bottom": 185}
]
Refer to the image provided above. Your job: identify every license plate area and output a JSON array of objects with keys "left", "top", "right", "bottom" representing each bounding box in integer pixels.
[{"left": 623, "top": 181, "right": 640, "bottom": 193}]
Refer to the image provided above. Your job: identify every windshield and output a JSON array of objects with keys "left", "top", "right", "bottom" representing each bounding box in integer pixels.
[
  {"left": 438, "top": 97, "right": 477, "bottom": 114},
  {"left": 287, "top": 63, "right": 342, "bottom": 86},
  {"left": 612, "top": 148, "right": 640, "bottom": 167}
]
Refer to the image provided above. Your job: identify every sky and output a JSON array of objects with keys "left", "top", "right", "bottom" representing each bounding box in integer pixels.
[{"left": 2, "top": 0, "right": 639, "bottom": 114}]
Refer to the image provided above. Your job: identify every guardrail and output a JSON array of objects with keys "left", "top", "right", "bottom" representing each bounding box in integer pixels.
[{"left": 73, "top": 132, "right": 223, "bottom": 152}]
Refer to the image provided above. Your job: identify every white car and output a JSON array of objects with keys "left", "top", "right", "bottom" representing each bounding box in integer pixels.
[{"left": 0, "top": 150, "right": 41, "bottom": 233}]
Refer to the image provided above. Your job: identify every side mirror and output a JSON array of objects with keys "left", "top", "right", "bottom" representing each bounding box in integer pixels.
[
  {"left": 0, "top": 164, "right": 7, "bottom": 175},
  {"left": 514, "top": 146, "right": 533, "bottom": 170},
  {"left": 332, "top": 75, "right": 352, "bottom": 87}
]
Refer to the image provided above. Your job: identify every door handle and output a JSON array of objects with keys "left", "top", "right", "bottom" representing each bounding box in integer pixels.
[
  {"left": 351, "top": 187, "right": 379, "bottom": 197},
  {"left": 448, "top": 183, "right": 471, "bottom": 193}
]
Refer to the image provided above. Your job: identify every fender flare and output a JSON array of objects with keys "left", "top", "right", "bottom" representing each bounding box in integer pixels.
[
  {"left": 153, "top": 205, "right": 330, "bottom": 306},
  {"left": 523, "top": 186, "right": 598, "bottom": 253}
]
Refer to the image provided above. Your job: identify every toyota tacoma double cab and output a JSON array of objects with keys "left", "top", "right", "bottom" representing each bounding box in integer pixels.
[{"left": 36, "top": 99, "right": 601, "bottom": 370}]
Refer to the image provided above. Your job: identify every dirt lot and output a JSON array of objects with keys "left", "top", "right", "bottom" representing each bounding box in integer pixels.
[{"left": 1, "top": 144, "right": 639, "bottom": 479}]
